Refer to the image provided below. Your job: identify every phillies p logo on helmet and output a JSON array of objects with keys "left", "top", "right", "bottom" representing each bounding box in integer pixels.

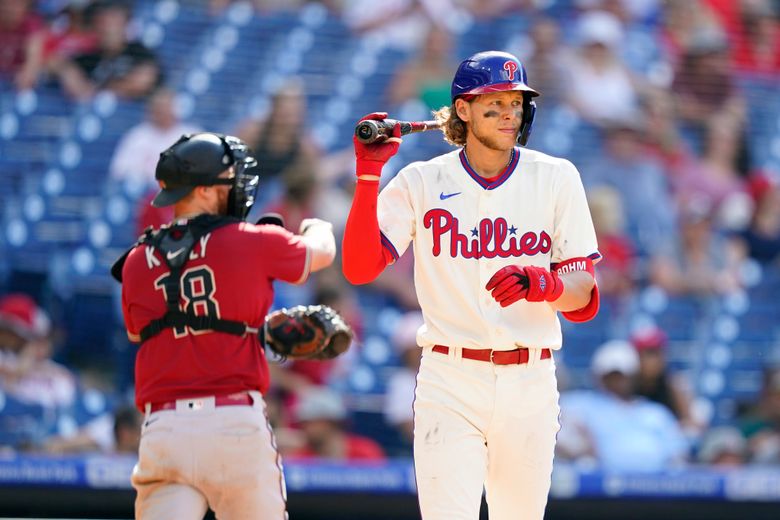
[{"left": 503, "top": 60, "right": 518, "bottom": 81}]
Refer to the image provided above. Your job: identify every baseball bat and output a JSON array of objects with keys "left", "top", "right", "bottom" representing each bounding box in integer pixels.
[{"left": 355, "top": 119, "right": 441, "bottom": 144}]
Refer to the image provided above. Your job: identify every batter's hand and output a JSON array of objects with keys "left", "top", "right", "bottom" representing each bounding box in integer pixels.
[
  {"left": 353, "top": 112, "right": 401, "bottom": 178},
  {"left": 486, "top": 265, "right": 564, "bottom": 306}
]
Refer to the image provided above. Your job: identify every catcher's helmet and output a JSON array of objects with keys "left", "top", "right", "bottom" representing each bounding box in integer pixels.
[
  {"left": 153, "top": 132, "right": 260, "bottom": 220},
  {"left": 451, "top": 51, "right": 539, "bottom": 146}
]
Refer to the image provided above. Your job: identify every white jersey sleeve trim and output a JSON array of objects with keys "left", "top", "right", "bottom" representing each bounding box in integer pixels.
[
  {"left": 380, "top": 231, "right": 400, "bottom": 260},
  {"left": 293, "top": 246, "right": 312, "bottom": 285}
]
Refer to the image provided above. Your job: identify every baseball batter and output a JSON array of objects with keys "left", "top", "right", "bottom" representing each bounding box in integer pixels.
[
  {"left": 113, "top": 132, "right": 336, "bottom": 519},
  {"left": 343, "top": 51, "right": 601, "bottom": 519}
]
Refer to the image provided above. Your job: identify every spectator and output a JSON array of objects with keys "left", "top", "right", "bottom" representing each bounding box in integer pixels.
[
  {"left": 383, "top": 310, "right": 424, "bottom": 449},
  {"left": 233, "top": 77, "right": 321, "bottom": 208},
  {"left": 670, "top": 114, "right": 749, "bottom": 212},
  {"left": 573, "top": 0, "right": 662, "bottom": 26},
  {"left": 563, "top": 10, "right": 642, "bottom": 125},
  {"left": 507, "top": 16, "right": 570, "bottom": 106},
  {"left": 109, "top": 88, "right": 202, "bottom": 189},
  {"left": 557, "top": 340, "right": 689, "bottom": 472},
  {"left": 586, "top": 186, "right": 637, "bottom": 299},
  {"left": 580, "top": 115, "right": 678, "bottom": 257},
  {"left": 0, "top": 293, "right": 74, "bottom": 410},
  {"left": 112, "top": 404, "right": 141, "bottom": 454},
  {"left": 289, "top": 387, "right": 386, "bottom": 461},
  {"left": 0, "top": 293, "right": 74, "bottom": 451},
  {"left": 631, "top": 325, "right": 701, "bottom": 434},
  {"left": 386, "top": 24, "right": 456, "bottom": 115},
  {"left": 671, "top": 28, "right": 746, "bottom": 146},
  {"left": 108, "top": 87, "right": 201, "bottom": 235},
  {"left": 53, "top": 0, "right": 160, "bottom": 101},
  {"left": 209, "top": 0, "right": 304, "bottom": 16},
  {"left": 659, "top": 0, "right": 723, "bottom": 66},
  {"left": 736, "top": 174, "right": 780, "bottom": 265},
  {"left": 261, "top": 387, "right": 305, "bottom": 457},
  {"left": 342, "top": 0, "right": 432, "bottom": 52},
  {"left": 42, "top": 0, "right": 98, "bottom": 69},
  {"left": 262, "top": 156, "right": 320, "bottom": 239},
  {"left": 0, "top": 0, "right": 46, "bottom": 90},
  {"left": 739, "top": 366, "right": 780, "bottom": 465},
  {"left": 41, "top": 397, "right": 153, "bottom": 456},
  {"left": 652, "top": 201, "right": 744, "bottom": 296},
  {"left": 730, "top": 0, "right": 780, "bottom": 76},
  {"left": 41, "top": 403, "right": 118, "bottom": 455},
  {"left": 639, "top": 88, "right": 681, "bottom": 163},
  {"left": 696, "top": 426, "right": 748, "bottom": 466}
]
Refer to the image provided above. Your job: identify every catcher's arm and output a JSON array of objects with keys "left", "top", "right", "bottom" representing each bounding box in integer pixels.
[{"left": 298, "top": 218, "right": 336, "bottom": 273}]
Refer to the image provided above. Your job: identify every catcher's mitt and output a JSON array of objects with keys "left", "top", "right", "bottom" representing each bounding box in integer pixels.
[{"left": 264, "top": 305, "right": 353, "bottom": 360}]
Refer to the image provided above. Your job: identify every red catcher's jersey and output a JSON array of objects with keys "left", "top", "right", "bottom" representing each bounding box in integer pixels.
[{"left": 121, "top": 220, "right": 310, "bottom": 410}]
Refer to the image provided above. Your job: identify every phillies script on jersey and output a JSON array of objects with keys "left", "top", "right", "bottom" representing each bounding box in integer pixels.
[
  {"left": 375, "top": 147, "right": 601, "bottom": 350},
  {"left": 423, "top": 209, "right": 552, "bottom": 259}
]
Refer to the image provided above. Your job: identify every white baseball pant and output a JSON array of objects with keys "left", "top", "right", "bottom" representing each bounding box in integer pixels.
[{"left": 413, "top": 346, "right": 560, "bottom": 520}]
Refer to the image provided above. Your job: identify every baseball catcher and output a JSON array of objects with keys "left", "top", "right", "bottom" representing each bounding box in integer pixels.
[
  {"left": 114, "top": 131, "right": 339, "bottom": 519},
  {"left": 264, "top": 304, "right": 353, "bottom": 360}
]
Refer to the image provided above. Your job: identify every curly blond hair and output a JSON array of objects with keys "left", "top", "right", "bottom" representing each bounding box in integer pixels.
[{"left": 433, "top": 103, "right": 468, "bottom": 147}]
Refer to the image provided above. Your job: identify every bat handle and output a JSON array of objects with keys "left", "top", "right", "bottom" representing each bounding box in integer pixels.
[
  {"left": 354, "top": 119, "right": 440, "bottom": 144},
  {"left": 354, "top": 119, "right": 403, "bottom": 144}
]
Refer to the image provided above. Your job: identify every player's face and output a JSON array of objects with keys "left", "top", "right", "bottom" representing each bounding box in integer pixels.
[
  {"left": 214, "top": 168, "right": 234, "bottom": 215},
  {"left": 465, "top": 91, "right": 524, "bottom": 151}
]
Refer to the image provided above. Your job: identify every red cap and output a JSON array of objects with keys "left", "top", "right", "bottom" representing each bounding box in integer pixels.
[
  {"left": 746, "top": 174, "right": 775, "bottom": 203},
  {"left": 0, "top": 294, "right": 51, "bottom": 340},
  {"left": 630, "top": 326, "right": 667, "bottom": 351}
]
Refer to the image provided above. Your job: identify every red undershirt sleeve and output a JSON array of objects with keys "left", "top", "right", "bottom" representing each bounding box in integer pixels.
[{"left": 342, "top": 179, "right": 393, "bottom": 284}]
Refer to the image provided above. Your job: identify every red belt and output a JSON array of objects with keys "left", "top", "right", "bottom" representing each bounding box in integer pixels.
[
  {"left": 149, "top": 391, "right": 254, "bottom": 413},
  {"left": 432, "top": 345, "right": 551, "bottom": 365}
]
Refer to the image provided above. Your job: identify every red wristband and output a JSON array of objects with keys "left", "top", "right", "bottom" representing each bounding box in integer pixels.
[{"left": 356, "top": 158, "right": 386, "bottom": 177}]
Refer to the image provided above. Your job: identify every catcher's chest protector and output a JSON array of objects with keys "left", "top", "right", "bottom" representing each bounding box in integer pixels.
[{"left": 112, "top": 215, "right": 256, "bottom": 343}]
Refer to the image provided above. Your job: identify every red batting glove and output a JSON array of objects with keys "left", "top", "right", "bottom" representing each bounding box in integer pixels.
[
  {"left": 485, "top": 265, "right": 564, "bottom": 307},
  {"left": 353, "top": 112, "right": 401, "bottom": 178}
]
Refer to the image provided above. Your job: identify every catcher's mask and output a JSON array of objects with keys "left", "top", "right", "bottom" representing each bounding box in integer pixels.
[{"left": 153, "top": 132, "right": 260, "bottom": 220}]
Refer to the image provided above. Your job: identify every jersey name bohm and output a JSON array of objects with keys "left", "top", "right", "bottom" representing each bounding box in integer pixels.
[
  {"left": 555, "top": 260, "right": 588, "bottom": 274},
  {"left": 424, "top": 208, "right": 551, "bottom": 259}
]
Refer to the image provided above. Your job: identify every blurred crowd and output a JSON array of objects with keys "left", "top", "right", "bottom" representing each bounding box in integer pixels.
[{"left": 1, "top": 0, "right": 780, "bottom": 471}]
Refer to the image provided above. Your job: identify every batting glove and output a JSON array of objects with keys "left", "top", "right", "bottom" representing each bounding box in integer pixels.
[
  {"left": 486, "top": 265, "right": 564, "bottom": 307},
  {"left": 353, "top": 112, "right": 401, "bottom": 177}
]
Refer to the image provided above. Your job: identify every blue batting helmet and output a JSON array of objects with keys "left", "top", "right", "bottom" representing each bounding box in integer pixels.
[
  {"left": 451, "top": 51, "right": 539, "bottom": 146},
  {"left": 451, "top": 51, "right": 539, "bottom": 102}
]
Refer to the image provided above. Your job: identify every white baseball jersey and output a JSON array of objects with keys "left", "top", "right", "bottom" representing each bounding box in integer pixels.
[{"left": 377, "top": 146, "right": 600, "bottom": 350}]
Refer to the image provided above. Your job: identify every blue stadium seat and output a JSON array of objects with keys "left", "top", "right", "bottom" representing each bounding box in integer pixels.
[
  {"left": 152, "top": 7, "right": 214, "bottom": 85},
  {"left": 349, "top": 410, "right": 410, "bottom": 457},
  {"left": 651, "top": 295, "right": 705, "bottom": 342}
]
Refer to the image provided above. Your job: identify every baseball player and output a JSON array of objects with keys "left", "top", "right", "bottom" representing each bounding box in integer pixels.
[
  {"left": 342, "top": 51, "right": 601, "bottom": 520},
  {"left": 113, "top": 132, "right": 336, "bottom": 519}
]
